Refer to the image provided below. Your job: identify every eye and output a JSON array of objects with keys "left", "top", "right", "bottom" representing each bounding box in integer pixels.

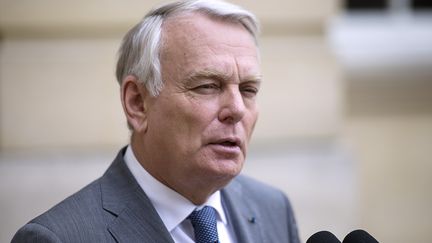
[
  {"left": 240, "top": 85, "right": 259, "bottom": 98},
  {"left": 199, "top": 83, "right": 219, "bottom": 89},
  {"left": 192, "top": 83, "right": 220, "bottom": 94}
]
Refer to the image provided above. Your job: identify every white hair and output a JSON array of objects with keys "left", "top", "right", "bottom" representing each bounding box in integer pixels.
[{"left": 116, "top": 0, "right": 259, "bottom": 96}]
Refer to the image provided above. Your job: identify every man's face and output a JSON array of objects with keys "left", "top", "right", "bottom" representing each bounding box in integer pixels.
[{"left": 139, "top": 13, "right": 260, "bottom": 194}]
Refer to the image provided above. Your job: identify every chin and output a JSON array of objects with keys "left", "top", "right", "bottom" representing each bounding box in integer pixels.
[
  {"left": 189, "top": 160, "right": 243, "bottom": 195},
  {"left": 194, "top": 150, "right": 244, "bottom": 180},
  {"left": 208, "top": 158, "right": 243, "bottom": 179}
]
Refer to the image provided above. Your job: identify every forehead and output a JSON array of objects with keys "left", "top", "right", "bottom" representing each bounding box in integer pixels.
[
  {"left": 162, "top": 11, "right": 256, "bottom": 43},
  {"left": 160, "top": 12, "right": 259, "bottom": 79}
]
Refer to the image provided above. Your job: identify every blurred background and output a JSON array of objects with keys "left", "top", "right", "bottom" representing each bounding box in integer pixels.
[{"left": 1, "top": 0, "right": 431, "bottom": 242}]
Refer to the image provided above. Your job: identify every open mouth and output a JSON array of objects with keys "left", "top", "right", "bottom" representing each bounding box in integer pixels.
[
  {"left": 210, "top": 137, "right": 240, "bottom": 146},
  {"left": 207, "top": 138, "right": 242, "bottom": 156},
  {"left": 219, "top": 141, "right": 238, "bottom": 147}
]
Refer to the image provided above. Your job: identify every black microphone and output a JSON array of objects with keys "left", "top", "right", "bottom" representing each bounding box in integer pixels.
[
  {"left": 342, "top": 229, "right": 379, "bottom": 243},
  {"left": 306, "top": 231, "right": 341, "bottom": 243}
]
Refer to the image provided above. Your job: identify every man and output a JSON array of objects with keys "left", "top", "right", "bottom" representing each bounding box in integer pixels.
[{"left": 13, "top": 0, "right": 300, "bottom": 242}]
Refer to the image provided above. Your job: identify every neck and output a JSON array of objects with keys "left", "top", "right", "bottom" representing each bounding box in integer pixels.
[{"left": 130, "top": 134, "right": 233, "bottom": 205}]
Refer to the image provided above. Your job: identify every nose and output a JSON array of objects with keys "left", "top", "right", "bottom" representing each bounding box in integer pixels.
[{"left": 218, "top": 85, "right": 246, "bottom": 124}]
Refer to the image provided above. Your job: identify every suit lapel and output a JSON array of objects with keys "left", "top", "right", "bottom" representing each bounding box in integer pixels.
[
  {"left": 101, "top": 148, "right": 174, "bottom": 243},
  {"left": 99, "top": 149, "right": 265, "bottom": 242},
  {"left": 222, "top": 177, "right": 264, "bottom": 243}
]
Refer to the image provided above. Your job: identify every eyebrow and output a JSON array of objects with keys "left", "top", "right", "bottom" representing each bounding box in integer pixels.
[{"left": 185, "top": 69, "right": 262, "bottom": 84}]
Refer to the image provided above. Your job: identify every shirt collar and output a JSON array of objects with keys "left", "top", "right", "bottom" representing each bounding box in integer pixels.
[{"left": 123, "top": 145, "right": 227, "bottom": 232}]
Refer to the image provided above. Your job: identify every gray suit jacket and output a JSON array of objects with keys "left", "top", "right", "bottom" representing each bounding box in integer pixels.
[{"left": 12, "top": 148, "right": 300, "bottom": 243}]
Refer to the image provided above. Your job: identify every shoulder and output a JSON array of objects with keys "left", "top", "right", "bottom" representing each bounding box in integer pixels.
[
  {"left": 224, "top": 174, "right": 296, "bottom": 218},
  {"left": 12, "top": 178, "right": 112, "bottom": 242},
  {"left": 34, "top": 178, "right": 103, "bottom": 224},
  {"left": 224, "top": 175, "right": 301, "bottom": 243},
  {"left": 12, "top": 222, "right": 62, "bottom": 243}
]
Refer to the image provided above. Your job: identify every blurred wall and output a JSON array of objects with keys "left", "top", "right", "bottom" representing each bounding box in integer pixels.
[
  {"left": 1, "top": 0, "right": 431, "bottom": 243},
  {"left": 0, "top": 1, "right": 343, "bottom": 241},
  {"left": 330, "top": 9, "right": 432, "bottom": 241},
  {"left": 0, "top": 0, "right": 341, "bottom": 150}
]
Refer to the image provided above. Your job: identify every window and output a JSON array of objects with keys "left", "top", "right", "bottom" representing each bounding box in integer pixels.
[
  {"left": 411, "top": 0, "right": 432, "bottom": 10},
  {"left": 344, "top": 0, "right": 432, "bottom": 12},
  {"left": 345, "top": 0, "right": 388, "bottom": 11}
]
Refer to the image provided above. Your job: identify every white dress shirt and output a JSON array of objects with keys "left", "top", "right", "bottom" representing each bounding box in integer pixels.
[{"left": 124, "top": 145, "right": 234, "bottom": 243}]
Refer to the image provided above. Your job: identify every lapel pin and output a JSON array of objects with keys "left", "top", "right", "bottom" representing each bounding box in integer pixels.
[{"left": 248, "top": 216, "right": 256, "bottom": 224}]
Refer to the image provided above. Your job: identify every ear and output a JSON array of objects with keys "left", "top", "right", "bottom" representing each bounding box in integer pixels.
[{"left": 121, "top": 75, "right": 150, "bottom": 133}]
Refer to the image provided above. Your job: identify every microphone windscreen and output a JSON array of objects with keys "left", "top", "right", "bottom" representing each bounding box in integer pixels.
[
  {"left": 306, "top": 231, "right": 341, "bottom": 243},
  {"left": 342, "top": 229, "right": 378, "bottom": 243}
]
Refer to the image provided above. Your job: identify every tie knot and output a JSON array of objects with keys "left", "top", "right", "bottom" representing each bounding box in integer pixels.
[{"left": 188, "top": 206, "right": 219, "bottom": 243}]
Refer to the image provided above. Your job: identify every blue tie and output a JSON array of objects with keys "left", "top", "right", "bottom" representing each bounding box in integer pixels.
[{"left": 188, "top": 206, "right": 219, "bottom": 243}]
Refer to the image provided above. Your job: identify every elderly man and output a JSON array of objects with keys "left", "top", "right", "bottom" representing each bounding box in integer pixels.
[{"left": 13, "top": 0, "right": 300, "bottom": 242}]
